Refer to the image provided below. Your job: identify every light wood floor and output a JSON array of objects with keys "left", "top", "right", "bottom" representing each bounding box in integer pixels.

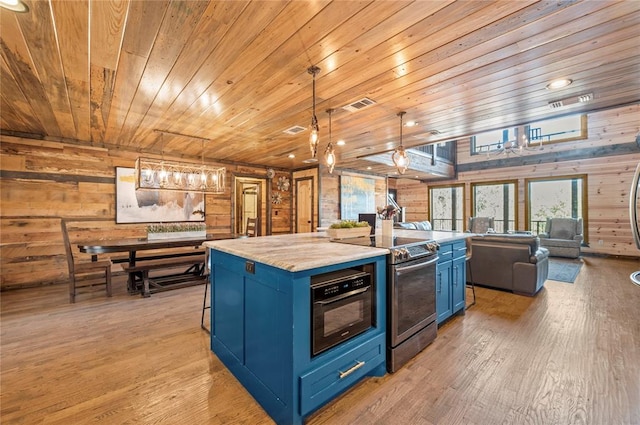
[{"left": 2, "top": 256, "right": 639, "bottom": 425}]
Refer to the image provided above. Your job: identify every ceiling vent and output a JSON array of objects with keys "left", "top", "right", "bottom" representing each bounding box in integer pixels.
[
  {"left": 342, "top": 97, "right": 376, "bottom": 112},
  {"left": 548, "top": 93, "right": 593, "bottom": 110},
  {"left": 548, "top": 100, "right": 564, "bottom": 109},
  {"left": 283, "top": 125, "right": 306, "bottom": 135}
]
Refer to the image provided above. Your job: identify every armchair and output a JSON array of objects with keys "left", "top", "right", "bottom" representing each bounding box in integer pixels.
[
  {"left": 468, "top": 217, "right": 495, "bottom": 233},
  {"left": 539, "top": 217, "right": 583, "bottom": 258}
]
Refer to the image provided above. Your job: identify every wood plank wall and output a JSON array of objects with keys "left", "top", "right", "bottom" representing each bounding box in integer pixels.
[
  {"left": 2, "top": 104, "right": 638, "bottom": 289},
  {"left": 0, "top": 136, "right": 289, "bottom": 290},
  {"left": 395, "top": 104, "right": 640, "bottom": 257}
]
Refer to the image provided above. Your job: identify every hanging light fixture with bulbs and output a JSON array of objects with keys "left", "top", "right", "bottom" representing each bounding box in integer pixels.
[
  {"left": 324, "top": 108, "right": 336, "bottom": 174},
  {"left": 307, "top": 65, "right": 321, "bottom": 159},
  {"left": 135, "top": 131, "right": 226, "bottom": 193},
  {"left": 392, "top": 111, "right": 410, "bottom": 175}
]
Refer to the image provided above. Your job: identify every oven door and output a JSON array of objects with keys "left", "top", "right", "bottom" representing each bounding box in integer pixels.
[
  {"left": 312, "top": 286, "right": 373, "bottom": 356},
  {"left": 389, "top": 255, "right": 438, "bottom": 347}
]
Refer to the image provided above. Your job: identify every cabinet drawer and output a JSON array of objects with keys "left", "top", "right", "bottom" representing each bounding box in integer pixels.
[
  {"left": 452, "top": 240, "right": 467, "bottom": 259},
  {"left": 299, "top": 333, "right": 385, "bottom": 416},
  {"left": 437, "top": 243, "right": 453, "bottom": 262}
]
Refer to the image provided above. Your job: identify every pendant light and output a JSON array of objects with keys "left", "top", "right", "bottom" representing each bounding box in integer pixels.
[
  {"left": 135, "top": 131, "right": 225, "bottom": 193},
  {"left": 325, "top": 108, "right": 336, "bottom": 174},
  {"left": 307, "top": 65, "right": 321, "bottom": 158},
  {"left": 392, "top": 111, "right": 410, "bottom": 175}
]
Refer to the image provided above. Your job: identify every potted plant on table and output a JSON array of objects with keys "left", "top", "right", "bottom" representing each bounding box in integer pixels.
[
  {"left": 326, "top": 220, "right": 371, "bottom": 240},
  {"left": 147, "top": 222, "right": 207, "bottom": 240}
]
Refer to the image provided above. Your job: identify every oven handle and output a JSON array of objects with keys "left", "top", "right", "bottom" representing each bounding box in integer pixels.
[
  {"left": 394, "top": 255, "right": 439, "bottom": 274},
  {"left": 314, "top": 286, "right": 370, "bottom": 305}
]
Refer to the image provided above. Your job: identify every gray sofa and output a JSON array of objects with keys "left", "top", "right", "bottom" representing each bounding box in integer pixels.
[
  {"left": 394, "top": 220, "right": 432, "bottom": 231},
  {"left": 467, "top": 234, "right": 549, "bottom": 296}
]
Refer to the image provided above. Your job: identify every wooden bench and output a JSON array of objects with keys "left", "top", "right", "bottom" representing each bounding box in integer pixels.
[{"left": 122, "top": 254, "right": 206, "bottom": 297}]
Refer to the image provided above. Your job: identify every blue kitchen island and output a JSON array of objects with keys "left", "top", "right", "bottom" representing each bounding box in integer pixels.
[{"left": 204, "top": 233, "right": 389, "bottom": 425}]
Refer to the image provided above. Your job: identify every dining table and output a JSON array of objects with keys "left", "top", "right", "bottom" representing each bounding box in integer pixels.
[{"left": 78, "top": 233, "right": 237, "bottom": 294}]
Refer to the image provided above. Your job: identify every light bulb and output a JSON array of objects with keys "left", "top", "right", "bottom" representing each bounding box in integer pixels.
[{"left": 324, "top": 143, "right": 336, "bottom": 174}]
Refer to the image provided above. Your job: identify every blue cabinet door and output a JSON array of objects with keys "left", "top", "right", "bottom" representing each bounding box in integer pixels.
[
  {"left": 451, "top": 256, "right": 466, "bottom": 314},
  {"left": 436, "top": 260, "right": 452, "bottom": 323}
]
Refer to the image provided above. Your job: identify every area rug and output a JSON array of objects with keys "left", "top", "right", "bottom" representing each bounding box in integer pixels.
[{"left": 548, "top": 259, "right": 583, "bottom": 283}]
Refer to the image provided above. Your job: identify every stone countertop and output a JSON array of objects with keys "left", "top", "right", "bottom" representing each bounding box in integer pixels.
[
  {"left": 203, "top": 230, "right": 470, "bottom": 272},
  {"left": 203, "top": 232, "right": 389, "bottom": 272}
]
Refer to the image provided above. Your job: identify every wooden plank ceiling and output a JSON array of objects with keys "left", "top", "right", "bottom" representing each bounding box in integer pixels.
[{"left": 1, "top": 0, "right": 639, "bottom": 179}]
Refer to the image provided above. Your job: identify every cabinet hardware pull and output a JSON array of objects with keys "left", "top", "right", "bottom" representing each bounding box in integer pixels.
[{"left": 339, "top": 360, "right": 365, "bottom": 379}]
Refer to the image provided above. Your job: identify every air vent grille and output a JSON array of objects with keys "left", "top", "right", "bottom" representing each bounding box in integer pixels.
[
  {"left": 342, "top": 97, "right": 376, "bottom": 112},
  {"left": 548, "top": 100, "right": 564, "bottom": 109},
  {"left": 283, "top": 125, "right": 306, "bottom": 135},
  {"left": 548, "top": 93, "right": 593, "bottom": 110}
]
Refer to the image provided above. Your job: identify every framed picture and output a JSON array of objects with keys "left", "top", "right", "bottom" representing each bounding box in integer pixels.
[
  {"left": 115, "top": 167, "right": 205, "bottom": 224},
  {"left": 340, "top": 175, "right": 376, "bottom": 220}
]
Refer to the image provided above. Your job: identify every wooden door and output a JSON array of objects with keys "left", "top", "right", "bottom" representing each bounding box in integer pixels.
[
  {"left": 234, "top": 177, "right": 263, "bottom": 236},
  {"left": 296, "top": 178, "right": 313, "bottom": 233}
]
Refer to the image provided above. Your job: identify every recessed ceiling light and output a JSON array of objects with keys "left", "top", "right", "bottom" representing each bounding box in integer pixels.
[
  {"left": 366, "top": 166, "right": 372, "bottom": 170},
  {"left": 288, "top": 154, "right": 295, "bottom": 158},
  {"left": 0, "top": 0, "right": 28, "bottom": 12},
  {"left": 336, "top": 140, "right": 345, "bottom": 146},
  {"left": 404, "top": 120, "right": 418, "bottom": 127},
  {"left": 546, "top": 78, "right": 572, "bottom": 90}
]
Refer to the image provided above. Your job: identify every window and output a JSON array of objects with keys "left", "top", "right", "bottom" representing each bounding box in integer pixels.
[
  {"left": 471, "top": 114, "right": 587, "bottom": 155},
  {"left": 429, "top": 185, "right": 464, "bottom": 231},
  {"left": 471, "top": 181, "right": 517, "bottom": 233},
  {"left": 471, "top": 128, "right": 518, "bottom": 154},
  {"left": 526, "top": 175, "right": 587, "bottom": 238},
  {"left": 527, "top": 114, "right": 587, "bottom": 144}
]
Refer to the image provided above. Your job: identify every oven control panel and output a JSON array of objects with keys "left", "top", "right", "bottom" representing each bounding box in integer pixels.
[
  {"left": 391, "top": 241, "right": 439, "bottom": 262},
  {"left": 311, "top": 269, "right": 371, "bottom": 301}
]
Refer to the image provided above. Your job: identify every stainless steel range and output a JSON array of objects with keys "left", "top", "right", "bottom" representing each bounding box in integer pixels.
[{"left": 332, "top": 235, "right": 439, "bottom": 372}]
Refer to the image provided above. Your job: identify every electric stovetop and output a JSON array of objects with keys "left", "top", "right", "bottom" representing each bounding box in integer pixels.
[
  {"left": 332, "top": 235, "right": 440, "bottom": 264},
  {"left": 331, "top": 235, "right": 431, "bottom": 249}
]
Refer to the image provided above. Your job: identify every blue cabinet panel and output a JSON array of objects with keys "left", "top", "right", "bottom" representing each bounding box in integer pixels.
[
  {"left": 436, "top": 240, "right": 467, "bottom": 324},
  {"left": 245, "top": 275, "right": 291, "bottom": 403},
  {"left": 452, "top": 256, "right": 466, "bottom": 313},
  {"left": 212, "top": 265, "right": 244, "bottom": 361},
  {"left": 436, "top": 259, "right": 452, "bottom": 323}
]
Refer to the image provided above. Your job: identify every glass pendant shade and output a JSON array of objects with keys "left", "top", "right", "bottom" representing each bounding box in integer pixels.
[
  {"left": 308, "top": 65, "right": 321, "bottom": 158},
  {"left": 309, "top": 120, "right": 319, "bottom": 157},
  {"left": 325, "top": 143, "right": 336, "bottom": 174},
  {"left": 392, "top": 111, "right": 410, "bottom": 175},
  {"left": 324, "top": 108, "right": 336, "bottom": 173}
]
